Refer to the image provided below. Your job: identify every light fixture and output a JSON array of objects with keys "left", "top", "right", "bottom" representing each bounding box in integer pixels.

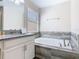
[
  {"left": 10, "top": 0, "right": 15, "bottom": 2},
  {"left": 20, "top": 0, "right": 24, "bottom": 3},
  {"left": 10, "top": 0, "right": 24, "bottom": 5},
  {"left": 15, "top": 0, "right": 20, "bottom": 5}
]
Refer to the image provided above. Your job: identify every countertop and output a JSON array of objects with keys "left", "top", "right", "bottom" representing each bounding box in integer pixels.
[{"left": 0, "top": 33, "right": 39, "bottom": 40}]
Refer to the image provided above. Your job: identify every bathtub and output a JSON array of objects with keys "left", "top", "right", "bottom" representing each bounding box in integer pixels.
[
  {"left": 35, "top": 37, "right": 72, "bottom": 50},
  {"left": 35, "top": 37, "right": 79, "bottom": 59}
]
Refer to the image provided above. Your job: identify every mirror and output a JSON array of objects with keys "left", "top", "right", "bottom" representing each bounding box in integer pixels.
[
  {"left": 0, "top": 0, "right": 39, "bottom": 35},
  {"left": 0, "top": 0, "right": 25, "bottom": 35}
]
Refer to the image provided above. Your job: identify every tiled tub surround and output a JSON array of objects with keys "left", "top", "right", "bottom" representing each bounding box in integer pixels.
[
  {"left": 40, "top": 32, "right": 71, "bottom": 39},
  {"left": 40, "top": 32, "right": 79, "bottom": 51},
  {"left": 77, "top": 35, "right": 79, "bottom": 51},
  {"left": 35, "top": 32, "right": 79, "bottom": 59},
  {"left": 71, "top": 33, "right": 79, "bottom": 51}
]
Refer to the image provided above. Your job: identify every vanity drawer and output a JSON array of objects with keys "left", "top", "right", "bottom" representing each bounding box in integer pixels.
[{"left": 3, "top": 36, "right": 35, "bottom": 49}]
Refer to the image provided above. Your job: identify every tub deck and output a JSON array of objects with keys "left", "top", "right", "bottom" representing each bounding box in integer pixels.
[{"left": 35, "top": 37, "right": 79, "bottom": 59}]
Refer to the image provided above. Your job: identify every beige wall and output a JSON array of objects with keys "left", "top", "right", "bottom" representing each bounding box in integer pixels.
[
  {"left": 71, "top": 0, "right": 79, "bottom": 34},
  {"left": 40, "top": 1, "right": 71, "bottom": 32}
]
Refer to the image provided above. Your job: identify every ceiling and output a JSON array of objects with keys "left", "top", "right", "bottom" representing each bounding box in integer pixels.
[{"left": 30, "top": 0, "right": 69, "bottom": 8}]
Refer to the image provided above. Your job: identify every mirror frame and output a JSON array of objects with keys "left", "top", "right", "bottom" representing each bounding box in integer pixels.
[{"left": 0, "top": 6, "right": 3, "bottom": 35}]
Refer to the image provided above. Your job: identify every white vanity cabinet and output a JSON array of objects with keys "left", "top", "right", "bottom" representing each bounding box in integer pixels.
[
  {"left": 2, "top": 36, "right": 35, "bottom": 59},
  {"left": 25, "top": 41, "right": 35, "bottom": 59},
  {"left": 4, "top": 44, "right": 25, "bottom": 59}
]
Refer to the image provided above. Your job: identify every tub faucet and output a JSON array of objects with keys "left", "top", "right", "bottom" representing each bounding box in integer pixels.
[
  {"left": 67, "top": 42, "right": 70, "bottom": 46},
  {"left": 59, "top": 43, "right": 62, "bottom": 47},
  {"left": 64, "top": 40, "right": 66, "bottom": 47}
]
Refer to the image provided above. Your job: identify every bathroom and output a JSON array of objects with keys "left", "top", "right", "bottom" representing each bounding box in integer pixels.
[
  {"left": 33, "top": 0, "right": 79, "bottom": 59},
  {"left": 0, "top": 0, "right": 79, "bottom": 59}
]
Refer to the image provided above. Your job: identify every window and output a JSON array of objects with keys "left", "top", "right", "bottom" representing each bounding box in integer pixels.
[
  {"left": 28, "top": 8, "right": 39, "bottom": 23},
  {"left": 27, "top": 8, "right": 39, "bottom": 32}
]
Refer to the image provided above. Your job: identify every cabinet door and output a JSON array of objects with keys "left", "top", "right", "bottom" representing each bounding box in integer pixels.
[
  {"left": 4, "top": 44, "right": 25, "bottom": 59},
  {"left": 25, "top": 41, "right": 35, "bottom": 59}
]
